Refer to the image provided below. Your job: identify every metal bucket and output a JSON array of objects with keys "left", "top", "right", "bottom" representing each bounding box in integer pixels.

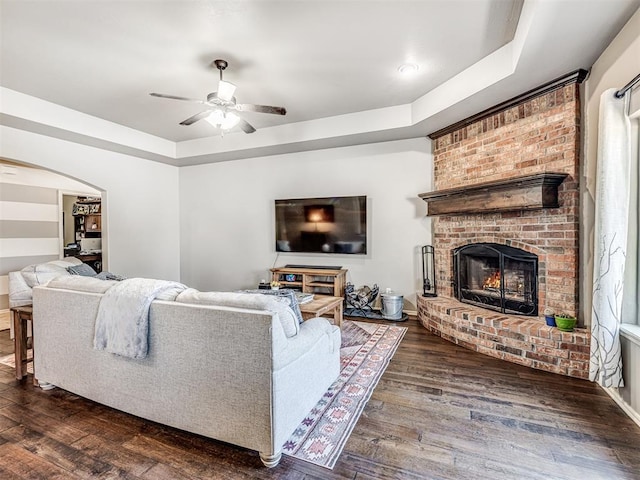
[{"left": 380, "top": 293, "right": 403, "bottom": 320}]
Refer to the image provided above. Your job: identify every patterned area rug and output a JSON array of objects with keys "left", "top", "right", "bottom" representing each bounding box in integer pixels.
[
  {"left": 283, "top": 320, "right": 407, "bottom": 469},
  {"left": 0, "top": 350, "right": 34, "bottom": 374}
]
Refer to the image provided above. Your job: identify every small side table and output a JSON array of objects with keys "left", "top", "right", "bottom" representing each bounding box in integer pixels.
[
  {"left": 299, "top": 295, "right": 344, "bottom": 328},
  {"left": 10, "top": 305, "right": 36, "bottom": 384}
]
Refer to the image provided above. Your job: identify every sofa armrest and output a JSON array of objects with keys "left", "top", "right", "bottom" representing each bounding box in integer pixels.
[{"left": 273, "top": 317, "right": 340, "bottom": 371}]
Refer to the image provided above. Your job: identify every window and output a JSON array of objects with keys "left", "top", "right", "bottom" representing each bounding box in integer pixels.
[{"left": 622, "top": 104, "right": 639, "bottom": 327}]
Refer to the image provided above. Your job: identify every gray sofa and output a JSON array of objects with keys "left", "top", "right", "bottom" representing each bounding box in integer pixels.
[{"left": 33, "top": 277, "right": 341, "bottom": 467}]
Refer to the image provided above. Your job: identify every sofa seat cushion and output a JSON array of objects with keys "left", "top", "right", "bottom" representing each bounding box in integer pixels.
[{"left": 175, "top": 289, "right": 300, "bottom": 338}]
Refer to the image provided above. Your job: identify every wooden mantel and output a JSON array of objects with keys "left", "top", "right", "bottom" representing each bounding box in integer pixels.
[{"left": 418, "top": 172, "right": 569, "bottom": 216}]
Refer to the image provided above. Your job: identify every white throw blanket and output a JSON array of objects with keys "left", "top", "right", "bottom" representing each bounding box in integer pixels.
[{"left": 94, "top": 278, "right": 187, "bottom": 359}]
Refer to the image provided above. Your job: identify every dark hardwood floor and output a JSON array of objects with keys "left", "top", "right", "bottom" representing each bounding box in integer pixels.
[{"left": 0, "top": 318, "right": 638, "bottom": 479}]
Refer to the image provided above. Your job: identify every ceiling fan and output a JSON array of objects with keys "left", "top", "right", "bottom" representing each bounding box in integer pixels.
[{"left": 150, "top": 59, "right": 286, "bottom": 134}]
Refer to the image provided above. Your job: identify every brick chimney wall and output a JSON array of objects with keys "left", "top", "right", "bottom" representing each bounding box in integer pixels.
[
  {"left": 417, "top": 81, "right": 589, "bottom": 379},
  {"left": 431, "top": 83, "right": 580, "bottom": 317}
]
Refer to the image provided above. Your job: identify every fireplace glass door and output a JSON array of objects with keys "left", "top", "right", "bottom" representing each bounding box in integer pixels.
[{"left": 453, "top": 243, "right": 538, "bottom": 316}]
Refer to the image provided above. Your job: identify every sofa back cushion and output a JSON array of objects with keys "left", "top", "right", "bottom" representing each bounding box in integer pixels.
[
  {"left": 175, "top": 289, "right": 300, "bottom": 337},
  {"left": 45, "top": 276, "right": 119, "bottom": 294}
]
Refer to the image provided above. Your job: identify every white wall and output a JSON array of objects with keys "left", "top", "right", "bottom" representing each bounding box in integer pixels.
[
  {"left": 0, "top": 126, "right": 181, "bottom": 281},
  {"left": 584, "top": 7, "right": 640, "bottom": 426},
  {"left": 180, "top": 137, "right": 432, "bottom": 310}
]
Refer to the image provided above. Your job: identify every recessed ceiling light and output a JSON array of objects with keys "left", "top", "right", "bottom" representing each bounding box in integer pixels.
[{"left": 398, "top": 63, "right": 419, "bottom": 75}]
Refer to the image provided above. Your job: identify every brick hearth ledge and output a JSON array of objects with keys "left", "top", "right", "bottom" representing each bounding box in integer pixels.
[{"left": 418, "top": 296, "right": 590, "bottom": 379}]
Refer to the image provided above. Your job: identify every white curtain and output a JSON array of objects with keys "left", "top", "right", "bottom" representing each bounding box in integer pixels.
[{"left": 589, "top": 88, "right": 631, "bottom": 388}]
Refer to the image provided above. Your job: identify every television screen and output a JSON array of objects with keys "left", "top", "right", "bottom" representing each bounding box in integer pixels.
[{"left": 275, "top": 196, "right": 367, "bottom": 254}]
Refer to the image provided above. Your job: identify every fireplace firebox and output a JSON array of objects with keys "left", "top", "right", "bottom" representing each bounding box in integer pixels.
[{"left": 453, "top": 243, "right": 538, "bottom": 316}]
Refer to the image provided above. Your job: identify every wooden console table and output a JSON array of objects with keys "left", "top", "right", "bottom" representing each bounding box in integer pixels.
[
  {"left": 10, "top": 305, "right": 36, "bottom": 384},
  {"left": 299, "top": 295, "right": 344, "bottom": 327},
  {"left": 271, "top": 267, "right": 347, "bottom": 297}
]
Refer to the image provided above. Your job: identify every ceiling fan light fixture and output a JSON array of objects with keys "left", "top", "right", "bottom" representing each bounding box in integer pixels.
[
  {"left": 206, "top": 109, "right": 240, "bottom": 130},
  {"left": 217, "top": 80, "right": 237, "bottom": 102}
]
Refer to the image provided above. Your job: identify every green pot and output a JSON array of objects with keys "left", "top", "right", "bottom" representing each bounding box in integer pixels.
[{"left": 554, "top": 315, "right": 576, "bottom": 332}]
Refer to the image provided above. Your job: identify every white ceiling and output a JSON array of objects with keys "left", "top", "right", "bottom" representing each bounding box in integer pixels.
[{"left": 1, "top": 0, "right": 639, "bottom": 165}]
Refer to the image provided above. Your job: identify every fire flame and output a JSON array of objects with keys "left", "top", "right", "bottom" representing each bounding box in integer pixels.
[{"left": 483, "top": 271, "right": 501, "bottom": 289}]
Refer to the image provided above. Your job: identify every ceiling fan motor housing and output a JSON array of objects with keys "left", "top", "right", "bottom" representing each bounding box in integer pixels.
[
  {"left": 206, "top": 92, "right": 236, "bottom": 105},
  {"left": 213, "top": 59, "right": 228, "bottom": 71}
]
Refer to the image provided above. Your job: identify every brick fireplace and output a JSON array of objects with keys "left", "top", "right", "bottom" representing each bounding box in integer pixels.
[
  {"left": 417, "top": 71, "right": 590, "bottom": 379},
  {"left": 453, "top": 242, "right": 539, "bottom": 315}
]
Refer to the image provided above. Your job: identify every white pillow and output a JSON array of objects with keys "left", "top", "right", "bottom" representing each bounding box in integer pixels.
[
  {"left": 175, "top": 289, "right": 300, "bottom": 337},
  {"left": 49, "top": 257, "right": 83, "bottom": 267},
  {"left": 9, "top": 258, "right": 90, "bottom": 307},
  {"left": 21, "top": 261, "right": 74, "bottom": 288}
]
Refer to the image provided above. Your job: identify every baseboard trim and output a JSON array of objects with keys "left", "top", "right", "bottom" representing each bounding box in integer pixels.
[{"left": 601, "top": 385, "right": 640, "bottom": 428}]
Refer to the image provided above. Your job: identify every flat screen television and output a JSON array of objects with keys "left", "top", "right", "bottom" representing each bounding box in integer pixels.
[{"left": 275, "top": 196, "right": 367, "bottom": 254}]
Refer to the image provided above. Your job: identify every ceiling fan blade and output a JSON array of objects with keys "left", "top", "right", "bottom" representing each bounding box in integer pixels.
[
  {"left": 237, "top": 117, "right": 256, "bottom": 134},
  {"left": 179, "top": 110, "right": 211, "bottom": 126},
  {"left": 235, "top": 104, "right": 287, "bottom": 115},
  {"left": 150, "top": 93, "right": 206, "bottom": 104}
]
